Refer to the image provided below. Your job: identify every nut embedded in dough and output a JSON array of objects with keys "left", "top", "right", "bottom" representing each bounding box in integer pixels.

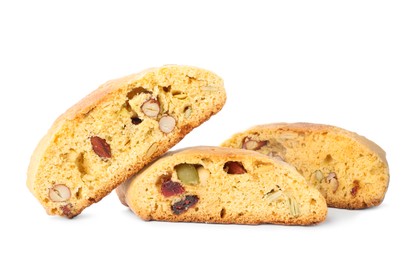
[
  {"left": 224, "top": 161, "right": 247, "bottom": 174},
  {"left": 141, "top": 98, "right": 160, "bottom": 118},
  {"left": 49, "top": 184, "right": 71, "bottom": 202},
  {"left": 159, "top": 115, "right": 176, "bottom": 133},
  {"left": 242, "top": 137, "right": 267, "bottom": 150},
  {"left": 90, "top": 136, "right": 112, "bottom": 159}
]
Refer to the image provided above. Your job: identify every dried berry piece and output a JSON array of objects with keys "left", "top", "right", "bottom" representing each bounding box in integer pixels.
[
  {"left": 131, "top": 117, "right": 142, "bottom": 125},
  {"left": 224, "top": 161, "right": 246, "bottom": 174},
  {"left": 90, "top": 136, "right": 112, "bottom": 159},
  {"left": 351, "top": 180, "right": 360, "bottom": 196},
  {"left": 171, "top": 195, "right": 199, "bottom": 215},
  {"left": 242, "top": 137, "right": 268, "bottom": 150},
  {"left": 161, "top": 179, "right": 185, "bottom": 197}
]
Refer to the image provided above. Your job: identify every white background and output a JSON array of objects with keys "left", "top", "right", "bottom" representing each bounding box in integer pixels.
[{"left": 1, "top": 0, "right": 415, "bottom": 259}]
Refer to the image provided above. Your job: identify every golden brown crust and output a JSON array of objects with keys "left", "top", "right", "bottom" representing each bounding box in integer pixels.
[
  {"left": 27, "top": 65, "right": 226, "bottom": 217},
  {"left": 221, "top": 122, "right": 389, "bottom": 209},
  {"left": 119, "top": 146, "right": 327, "bottom": 225}
]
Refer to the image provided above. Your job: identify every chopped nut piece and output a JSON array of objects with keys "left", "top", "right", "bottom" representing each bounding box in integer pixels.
[
  {"left": 175, "top": 164, "right": 199, "bottom": 185},
  {"left": 146, "top": 142, "right": 158, "bottom": 157},
  {"left": 90, "top": 136, "right": 112, "bottom": 159},
  {"left": 264, "top": 190, "right": 284, "bottom": 202},
  {"left": 197, "top": 166, "right": 210, "bottom": 186},
  {"left": 184, "top": 106, "right": 192, "bottom": 118},
  {"left": 242, "top": 137, "right": 268, "bottom": 150},
  {"left": 314, "top": 170, "right": 324, "bottom": 182},
  {"left": 141, "top": 98, "right": 160, "bottom": 117},
  {"left": 224, "top": 161, "right": 246, "bottom": 174},
  {"left": 326, "top": 172, "right": 339, "bottom": 193},
  {"left": 159, "top": 115, "right": 176, "bottom": 133},
  {"left": 49, "top": 184, "right": 71, "bottom": 202},
  {"left": 288, "top": 196, "right": 300, "bottom": 217},
  {"left": 327, "top": 172, "right": 336, "bottom": 180}
]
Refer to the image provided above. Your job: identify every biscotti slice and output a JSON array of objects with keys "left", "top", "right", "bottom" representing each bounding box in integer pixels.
[
  {"left": 27, "top": 65, "right": 226, "bottom": 218},
  {"left": 117, "top": 146, "right": 327, "bottom": 225},
  {"left": 221, "top": 123, "right": 389, "bottom": 209}
]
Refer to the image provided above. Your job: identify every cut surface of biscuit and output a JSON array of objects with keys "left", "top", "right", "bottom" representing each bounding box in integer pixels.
[
  {"left": 117, "top": 146, "right": 327, "bottom": 225},
  {"left": 27, "top": 65, "right": 226, "bottom": 217},
  {"left": 221, "top": 123, "right": 389, "bottom": 209}
]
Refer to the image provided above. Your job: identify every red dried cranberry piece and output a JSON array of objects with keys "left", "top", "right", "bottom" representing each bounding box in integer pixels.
[
  {"left": 161, "top": 179, "right": 185, "bottom": 197},
  {"left": 171, "top": 195, "right": 199, "bottom": 215},
  {"left": 131, "top": 117, "right": 142, "bottom": 125}
]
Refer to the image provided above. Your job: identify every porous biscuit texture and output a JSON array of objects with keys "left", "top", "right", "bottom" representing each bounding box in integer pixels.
[
  {"left": 117, "top": 146, "right": 327, "bottom": 225},
  {"left": 27, "top": 65, "right": 226, "bottom": 217},
  {"left": 221, "top": 123, "right": 389, "bottom": 209}
]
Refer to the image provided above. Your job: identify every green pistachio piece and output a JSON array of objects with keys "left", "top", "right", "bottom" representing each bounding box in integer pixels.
[{"left": 175, "top": 164, "right": 199, "bottom": 185}]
